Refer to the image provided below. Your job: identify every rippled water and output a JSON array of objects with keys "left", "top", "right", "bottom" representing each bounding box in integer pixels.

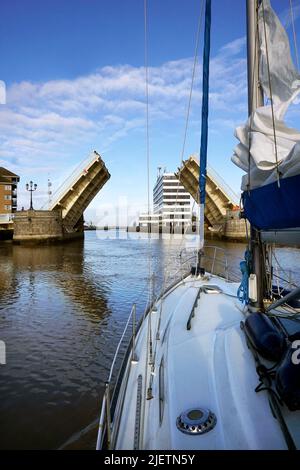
[{"left": 0, "top": 231, "right": 299, "bottom": 449}]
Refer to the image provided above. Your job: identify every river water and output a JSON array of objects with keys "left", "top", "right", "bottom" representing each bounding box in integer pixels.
[{"left": 0, "top": 230, "right": 300, "bottom": 449}]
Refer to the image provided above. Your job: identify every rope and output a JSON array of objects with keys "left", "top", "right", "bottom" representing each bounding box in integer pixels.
[
  {"left": 237, "top": 250, "right": 252, "bottom": 304},
  {"left": 242, "top": 325, "right": 297, "bottom": 450},
  {"left": 289, "top": 0, "right": 300, "bottom": 71},
  {"left": 261, "top": 0, "right": 281, "bottom": 186}
]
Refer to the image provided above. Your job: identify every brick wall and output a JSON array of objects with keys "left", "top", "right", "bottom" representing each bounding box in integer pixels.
[{"left": 0, "top": 183, "right": 13, "bottom": 213}]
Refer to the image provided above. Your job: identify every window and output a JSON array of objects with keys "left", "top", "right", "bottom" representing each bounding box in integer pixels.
[
  {"left": 163, "top": 195, "right": 190, "bottom": 200},
  {"left": 4, "top": 195, "right": 11, "bottom": 200},
  {"left": 4, "top": 185, "right": 11, "bottom": 190},
  {"left": 4, "top": 205, "right": 11, "bottom": 211}
]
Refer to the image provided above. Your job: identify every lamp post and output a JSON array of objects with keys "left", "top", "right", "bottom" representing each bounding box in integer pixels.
[{"left": 26, "top": 181, "right": 37, "bottom": 210}]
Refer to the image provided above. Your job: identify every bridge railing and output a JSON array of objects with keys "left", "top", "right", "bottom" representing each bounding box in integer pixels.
[
  {"left": 207, "top": 165, "right": 240, "bottom": 206},
  {"left": 41, "top": 152, "right": 100, "bottom": 211}
]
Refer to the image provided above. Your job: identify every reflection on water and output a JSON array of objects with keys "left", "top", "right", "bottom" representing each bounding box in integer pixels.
[{"left": 0, "top": 231, "right": 299, "bottom": 449}]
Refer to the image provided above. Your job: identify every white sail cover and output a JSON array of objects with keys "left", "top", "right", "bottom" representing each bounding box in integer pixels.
[{"left": 232, "top": 0, "right": 300, "bottom": 190}]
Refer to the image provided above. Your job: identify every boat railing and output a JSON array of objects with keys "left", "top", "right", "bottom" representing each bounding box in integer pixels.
[
  {"left": 272, "top": 269, "right": 298, "bottom": 292},
  {"left": 179, "top": 245, "right": 242, "bottom": 282},
  {"left": 96, "top": 268, "right": 194, "bottom": 449},
  {"left": 96, "top": 303, "right": 139, "bottom": 450}
]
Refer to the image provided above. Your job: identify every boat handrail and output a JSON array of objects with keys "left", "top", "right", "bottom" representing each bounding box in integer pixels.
[
  {"left": 109, "top": 304, "right": 136, "bottom": 383},
  {"left": 186, "top": 286, "right": 202, "bottom": 330},
  {"left": 96, "top": 303, "right": 137, "bottom": 449}
]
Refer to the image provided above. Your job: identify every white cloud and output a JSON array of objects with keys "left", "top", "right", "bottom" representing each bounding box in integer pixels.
[
  {"left": 281, "top": 1, "right": 300, "bottom": 30},
  {"left": 219, "top": 37, "right": 246, "bottom": 57},
  {"left": 0, "top": 36, "right": 248, "bottom": 209},
  {"left": 0, "top": 80, "right": 6, "bottom": 104}
]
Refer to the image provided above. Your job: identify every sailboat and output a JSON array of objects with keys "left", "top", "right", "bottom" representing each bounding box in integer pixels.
[{"left": 96, "top": 0, "right": 300, "bottom": 450}]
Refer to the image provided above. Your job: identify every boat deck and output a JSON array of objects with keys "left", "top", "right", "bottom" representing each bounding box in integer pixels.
[{"left": 113, "top": 274, "right": 298, "bottom": 450}]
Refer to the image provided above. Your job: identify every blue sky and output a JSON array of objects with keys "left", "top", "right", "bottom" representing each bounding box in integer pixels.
[{"left": 0, "top": 0, "right": 299, "bottom": 223}]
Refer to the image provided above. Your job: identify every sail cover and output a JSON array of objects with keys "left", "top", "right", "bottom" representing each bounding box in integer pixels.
[{"left": 232, "top": 0, "right": 300, "bottom": 229}]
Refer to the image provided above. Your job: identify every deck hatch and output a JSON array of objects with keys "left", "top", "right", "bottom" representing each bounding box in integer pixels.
[{"left": 176, "top": 407, "right": 217, "bottom": 435}]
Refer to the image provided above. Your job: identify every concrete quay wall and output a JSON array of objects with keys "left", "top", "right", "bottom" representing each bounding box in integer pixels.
[{"left": 13, "top": 210, "right": 83, "bottom": 244}]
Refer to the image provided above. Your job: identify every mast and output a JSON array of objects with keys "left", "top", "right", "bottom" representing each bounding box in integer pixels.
[
  {"left": 247, "top": 0, "right": 264, "bottom": 113},
  {"left": 199, "top": 0, "right": 211, "bottom": 251},
  {"left": 246, "top": 0, "right": 265, "bottom": 310}
]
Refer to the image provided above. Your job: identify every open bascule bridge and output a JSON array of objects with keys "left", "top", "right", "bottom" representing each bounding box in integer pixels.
[
  {"left": 176, "top": 155, "right": 247, "bottom": 240},
  {"left": 13, "top": 151, "right": 110, "bottom": 243}
]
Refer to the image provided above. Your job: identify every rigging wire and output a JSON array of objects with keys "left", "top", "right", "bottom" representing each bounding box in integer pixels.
[
  {"left": 180, "top": 0, "right": 205, "bottom": 165},
  {"left": 272, "top": 248, "right": 297, "bottom": 289},
  {"left": 139, "top": 0, "right": 205, "bottom": 326},
  {"left": 163, "top": 0, "right": 205, "bottom": 287},
  {"left": 289, "top": 0, "right": 300, "bottom": 71},
  {"left": 141, "top": 0, "right": 206, "bottom": 411},
  {"left": 140, "top": 0, "right": 152, "bottom": 450},
  {"left": 144, "top": 0, "right": 151, "bottom": 218}
]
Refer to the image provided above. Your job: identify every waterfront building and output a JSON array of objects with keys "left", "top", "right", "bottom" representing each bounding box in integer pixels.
[
  {"left": 138, "top": 213, "right": 161, "bottom": 227},
  {"left": 139, "top": 171, "right": 193, "bottom": 230},
  {"left": 0, "top": 167, "right": 20, "bottom": 215},
  {"left": 153, "top": 172, "right": 192, "bottom": 228}
]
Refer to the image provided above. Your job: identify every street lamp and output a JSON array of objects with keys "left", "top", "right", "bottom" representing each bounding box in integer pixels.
[{"left": 26, "top": 181, "right": 37, "bottom": 210}]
